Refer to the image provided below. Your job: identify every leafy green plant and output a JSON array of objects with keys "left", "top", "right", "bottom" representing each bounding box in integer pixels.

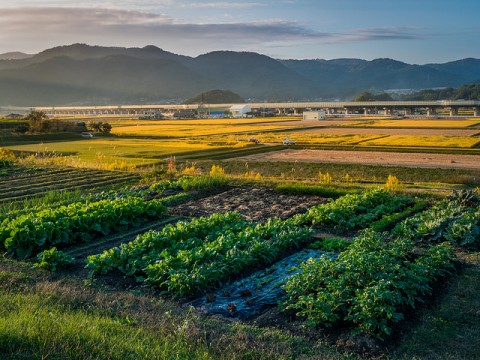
[
  {"left": 393, "top": 190, "right": 480, "bottom": 248},
  {"left": 309, "top": 236, "right": 351, "bottom": 252},
  {"left": 33, "top": 247, "right": 74, "bottom": 272},
  {"left": 283, "top": 230, "right": 455, "bottom": 339},
  {"left": 87, "top": 212, "right": 311, "bottom": 298},
  {"left": 1, "top": 197, "right": 167, "bottom": 259},
  {"left": 292, "top": 188, "right": 414, "bottom": 232}
]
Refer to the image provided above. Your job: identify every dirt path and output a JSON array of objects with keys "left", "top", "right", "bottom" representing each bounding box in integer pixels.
[{"left": 234, "top": 149, "right": 480, "bottom": 170}]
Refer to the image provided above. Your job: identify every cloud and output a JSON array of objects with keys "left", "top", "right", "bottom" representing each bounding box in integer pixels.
[
  {"left": 0, "top": 7, "right": 424, "bottom": 54},
  {"left": 178, "top": 2, "right": 264, "bottom": 9}
]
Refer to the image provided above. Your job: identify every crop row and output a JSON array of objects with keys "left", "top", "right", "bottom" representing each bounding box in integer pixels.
[
  {"left": 292, "top": 188, "right": 415, "bottom": 232},
  {"left": 0, "top": 196, "right": 167, "bottom": 259},
  {"left": 87, "top": 212, "right": 312, "bottom": 298},
  {"left": 393, "top": 189, "right": 480, "bottom": 248},
  {"left": 283, "top": 230, "right": 455, "bottom": 339}
]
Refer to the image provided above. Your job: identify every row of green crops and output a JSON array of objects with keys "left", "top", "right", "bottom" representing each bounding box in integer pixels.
[
  {"left": 283, "top": 230, "right": 455, "bottom": 339},
  {"left": 392, "top": 190, "right": 480, "bottom": 249},
  {"left": 87, "top": 212, "right": 312, "bottom": 298},
  {"left": 292, "top": 188, "right": 415, "bottom": 231},
  {"left": 0, "top": 197, "right": 167, "bottom": 259}
]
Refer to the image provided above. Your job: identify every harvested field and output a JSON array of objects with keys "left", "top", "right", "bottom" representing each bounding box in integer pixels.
[
  {"left": 233, "top": 149, "right": 480, "bottom": 170},
  {"left": 168, "top": 186, "right": 327, "bottom": 221}
]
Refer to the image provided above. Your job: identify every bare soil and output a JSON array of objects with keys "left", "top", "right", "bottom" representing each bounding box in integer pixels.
[
  {"left": 168, "top": 186, "right": 327, "bottom": 221},
  {"left": 234, "top": 149, "right": 480, "bottom": 170}
]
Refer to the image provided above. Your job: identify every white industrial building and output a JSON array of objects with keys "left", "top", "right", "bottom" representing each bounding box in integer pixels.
[
  {"left": 229, "top": 104, "right": 251, "bottom": 118},
  {"left": 303, "top": 110, "right": 325, "bottom": 120}
]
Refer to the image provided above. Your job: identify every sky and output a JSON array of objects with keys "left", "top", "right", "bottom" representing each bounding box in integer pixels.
[{"left": 0, "top": 0, "right": 479, "bottom": 64}]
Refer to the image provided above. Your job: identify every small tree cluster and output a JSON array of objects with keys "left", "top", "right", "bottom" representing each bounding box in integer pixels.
[
  {"left": 87, "top": 121, "right": 112, "bottom": 133},
  {"left": 23, "top": 111, "right": 50, "bottom": 132}
]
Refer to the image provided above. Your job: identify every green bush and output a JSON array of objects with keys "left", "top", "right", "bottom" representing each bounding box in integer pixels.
[{"left": 33, "top": 247, "right": 74, "bottom": 272}]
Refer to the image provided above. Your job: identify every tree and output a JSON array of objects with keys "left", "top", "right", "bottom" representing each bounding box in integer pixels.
[
  {"left": 100, "top": 123, "right": 112, "bottom": 133},
  {"left": 353, "top": 91, "right": 393, "bottom": 101},
  {"left": 24, "top": 111, "right": 48, "bottom": 132}
]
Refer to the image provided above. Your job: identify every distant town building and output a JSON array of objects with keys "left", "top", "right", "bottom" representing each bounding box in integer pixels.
[
  {"left": 303, "top": 110, "right": 325, "bottom": 120},
  {"left": 5, "top": 113, "right": 23, "bottom": 119},
  {"left": 229, "top": 104, "right": 251, "bottom": 118}
]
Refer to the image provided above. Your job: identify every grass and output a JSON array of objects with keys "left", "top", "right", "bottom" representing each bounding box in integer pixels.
[
  {"left": 8, "top": 138, "right": 240, "bottom": 169},
  {"left": 0, "top": 259, "right": 340, "bottom": 360},
  {"left": 389, "top": 252, "right": 480, "bottom": 359},
  {"left": 196, "top": 160, "right": 480, "bottom": 187},
  {"left": 275, "top": 182, "right": 356, "bottom": 198}
]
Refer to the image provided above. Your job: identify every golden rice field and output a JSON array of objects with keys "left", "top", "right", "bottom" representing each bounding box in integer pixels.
[
  {"left": 360, "top": 135, "right": 480, "bottom": 148},
  {"left": 343, "top": 119, "right": 480, "bottom": 128},
  {"left": 5, "top": 116, "right": 480, "bottom": 170},
  {"left": 241, "top": 132, "right": 384, "bottom": 145},
  {"left": 107, "top": 117, "right": 300, "bottom": 127},
  {"left": 111, "top": 123, "right": 295, "bottom": 137},
  {"left": 234, "top": 131, "right": 480, "bottom": 148}
]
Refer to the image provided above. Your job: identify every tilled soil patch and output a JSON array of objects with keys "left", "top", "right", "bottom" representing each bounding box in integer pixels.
[{"left": 168, "top": 187, "right": 327, "bottom": 221}]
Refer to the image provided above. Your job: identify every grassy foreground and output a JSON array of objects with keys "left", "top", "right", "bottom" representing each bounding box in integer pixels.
[
  {"left": 1, "top": 251, "right": 479, "bottom": 359},
  {"left": 0, "top": 259, "right": 336, "bottom": 360}
]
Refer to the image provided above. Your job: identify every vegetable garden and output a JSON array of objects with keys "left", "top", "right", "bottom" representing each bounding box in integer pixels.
[{"left": 1, "top": 162, "right": 479, "bottom": 356}]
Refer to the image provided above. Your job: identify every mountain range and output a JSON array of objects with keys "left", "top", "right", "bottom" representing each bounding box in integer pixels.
[{"left": 0, "top": 43, "right": 479, "bottom": 106}]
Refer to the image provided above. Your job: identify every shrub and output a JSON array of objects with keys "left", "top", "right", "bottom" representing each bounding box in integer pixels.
[
  {"left": 0, "top": 148, "right": 16, "bottom": 168},
  {"left": 385, "top": 175, "right": 402, "bottom": 191},
  {"left": 209, "top": 164, "right": 225, "bottom": 176},
  {"left": 33, "top": 247, "right": 74, "bottom": 272}
]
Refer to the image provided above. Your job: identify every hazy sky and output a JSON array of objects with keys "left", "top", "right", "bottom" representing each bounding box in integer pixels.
[{"left": 1, "top": 0, "right": 478, "bottom": 63}]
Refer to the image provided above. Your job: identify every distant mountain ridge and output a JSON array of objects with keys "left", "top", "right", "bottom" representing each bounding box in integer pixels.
[
  {"left": 0, "top": 43, "right": 479, "bottom": 106},
  {"left": 0, "top": 51, "right": 33, "bottom": 60}
]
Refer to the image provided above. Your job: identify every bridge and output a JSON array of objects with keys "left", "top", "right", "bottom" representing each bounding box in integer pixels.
[{"left": 33, "top": 100, "right": 480, "bottom": 117}]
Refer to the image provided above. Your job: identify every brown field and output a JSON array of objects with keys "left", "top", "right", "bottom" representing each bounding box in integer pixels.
[{"left": 234, "top": 149, "right": 480, "bottom": 170}]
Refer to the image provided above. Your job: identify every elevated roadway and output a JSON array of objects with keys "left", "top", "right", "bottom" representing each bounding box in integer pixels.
[{"left": 34, "top": 100, "right": 480, "bottom": 117}]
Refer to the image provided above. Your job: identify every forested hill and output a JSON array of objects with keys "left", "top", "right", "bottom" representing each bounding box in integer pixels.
[{"left": 0, "top": 43, "right": 479, "bottom": 106}]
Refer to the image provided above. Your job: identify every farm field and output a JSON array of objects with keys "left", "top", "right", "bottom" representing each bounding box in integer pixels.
[
  {"left": 294, "top": 126, "right": 480, "bottom": 136},
  {"left": 242, "top": 131, "right": 480, "bottom": 148},
  {"left": 0, "top": 164, "right": 479, "bottom": 359},
  {"left": 6, "top": 116, "right": 480, "bottom": 172},
  {"left": 2, "top": 115, "right": 480, "bottom": 359},
  {"left": 234, "top": 148, "right": 480, "bottom": 170},
  {"left": 343, "top": 118, "right": 480, "bottom": 128},
  {"left": 111, "top": 123, "right": 295, "bottom": 137}
]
